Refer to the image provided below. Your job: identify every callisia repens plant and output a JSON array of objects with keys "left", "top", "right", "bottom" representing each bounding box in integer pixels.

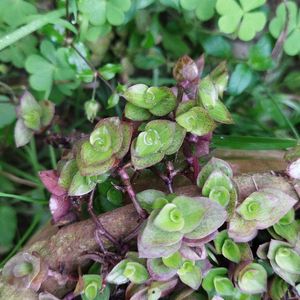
[{"left": 3, "top": 54, "right": 300, "bottom": 300}]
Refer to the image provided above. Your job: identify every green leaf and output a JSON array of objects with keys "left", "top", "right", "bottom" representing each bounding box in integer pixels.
[
  {"left": 0, "top": 206, "right": 17, "bottom": 251},
  {"left": 0, "top": 102, "right": 16, "bottom": 128},
  {"left": 195, "top": 0, "right": 216, "bottom": 21},
  {"left": 0, "top": 0, "right": 37, "bottom": 27},
  {"left": 14, "top": 119, "right": 33, "bottom": 148},
  {"left": 99, "top": 63, "right": 122, "bottom": 80},
  {"left": 207, "top": 100, "right": 233, "bottom": 124},
  {"left": 228, "top": 64, "right": 253, "bottom": 95},
  {"left": 123, "top": 262, "right": 149, "bottom": 284},
  {"left": 214, "top": 276, "right": 234, "bottom": 296},
  {"left": 248, "top": 35, "right": 273, "bottom": 71},
  {"left": 222, "top": 239, "right": 241, "bottom": 263},
  {"left": 176, "top": 107, "right": 216, "bottom": 136},
  {"left": 216, "top": 0, "right": 266, "bottom": 41},
  {"left": 269, "top": 1, "right": 300, "bottom": 56},
  {"left": 136, "top": 189, "right": 166, "bottom": 213},
  {"left": 236, "top": 262, "right": 267, "bottom": 294},
  {"left": 202, "top": 267, "right": 228, "bottom": 293},
  {"left": 172, "top": 196, "right": 205, "bottom": 234},
  {"left": 106, "top": 259, "right": 130, "bottom": 285},
  {"left": 201, "top": 35, "right": 231, "bottom": 58},
  {"left": 25, "top": 54, "right": 53, "bottom": 95},
  {"left": 153, "top": 203, "right": 185, "bottom": 232},
  {"left": 177, "top": 261, "right": 202, "bottom": 290},
  {"left": 107, "top": 93, "right": 120, "bottom": 109},
  {"left": 68, "top": 171, "right": 96, "bottom": 196},
  {"left": 125, "top": 103, "right": 152, "bottom": 121}
]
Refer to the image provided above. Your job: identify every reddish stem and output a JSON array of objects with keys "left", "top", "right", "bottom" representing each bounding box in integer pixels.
[{"left": 117, "top": 167, "right": 147, "bottom": 219}]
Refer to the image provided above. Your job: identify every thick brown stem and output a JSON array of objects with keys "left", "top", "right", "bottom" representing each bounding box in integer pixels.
[{"left": 0, "top": 173, "right": 299, "bottom": 299}]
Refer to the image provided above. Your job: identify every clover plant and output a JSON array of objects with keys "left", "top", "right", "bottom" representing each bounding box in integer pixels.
[
  {"left": 216, "top": 0, "right": 267, "bottom": 41},
  {"left": 269, "top": 1, "right": 300, "bottom": 56}
]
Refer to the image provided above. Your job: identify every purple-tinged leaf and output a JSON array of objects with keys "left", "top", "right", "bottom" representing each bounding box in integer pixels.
[
  {"left": 39, "top": 170, "right": 67, "bottom": 196},
  {"left": 138, "top": 210, "right": 183, "bottom": 258},
  {"left": 228, "top": 189, "right": 297, "bottom": 242},
  {"left": 179, "top": 245, "right": 206, "bottom": 260},
  {"left": 2, "top": 252, "right": 48, "bottom": 291},
  {"left": 49, "top": 194, "right": 71, "bottom": 223},
  {"left": 147, "top": 258, "right": 177, "bottom": 281},
  {"left": 14, "top": 119, "right": 34, "bottom": 148},
  {"left": 182, "top": 231, "right": 217, "bottom": 246},
  {"left": 287, "top": 158, "right": 300, "bottom": 179},
  {"left": 147, "top": 278, "right": 178, "bottom": 299},
  {"left": 183, "top": 198, "right": 227, "bottom": 240}
]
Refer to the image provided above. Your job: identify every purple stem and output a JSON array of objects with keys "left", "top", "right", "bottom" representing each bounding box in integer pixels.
[
  {"left": 88, "top": 189, "right": 119, "bottom": 248},
  {"left": 117, "top": 167, "right": 147, "bottom": 219}
]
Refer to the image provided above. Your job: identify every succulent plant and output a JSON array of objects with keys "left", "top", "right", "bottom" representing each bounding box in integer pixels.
[
  {"left": 76, "top": 117, "right": 133, "bottom": 176},
  {"left": 258, "top": 240, "right": 300, "bottom": 286},
  {"left": 137, "top": 194, "right": 227, "bottom": 258},
  {"left": 234, "top": 262, "right": 268, "bottom": 295},
  {"left": 123, "top": 84, "right": 177, "bottom": 121},
  {"left": 106, "top": 252, "right": 149, "bottom": 285},
  {"left": 131, "top": 120, "right": 186, "bottom": 169},
  {"left": 14, "top": 91, "right": 55, "bottom": 147},
  {"left": 175, "top": 62, "right": 233, "bottom": 136},
  {"left": 197, "top": 157, "right": 237, "bottom": 217},
  {"left": 125, "top": 278, "right": 178, "bottom": 300},
  {"left": 214, "top": 230, "right": 253, "bottom": 263},
  {"left": 2, "top": 252, "right": 48, "bottom": 291},
  {"left": 228, "top": 188, "right": 297, "bottom": 242}
]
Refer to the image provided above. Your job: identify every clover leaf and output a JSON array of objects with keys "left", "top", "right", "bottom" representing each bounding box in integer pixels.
[
  {"left": 76, "top": 117, "right": 133, "bottom": 176},
  {"left": 269, "top": 1, "right": 300, "bottom": 56},
  {"left": 14, "top": 92, "right": 55, "bottom": 147},
  {"left": 78, "top": 0, "right": 131, "bottom": 28},
  {"left": 180, "top": 0, "right": 216, "bottom": 21},
  {"left": 0, "top": 35, "right": 37, "bottom": 68},
  {"left": 0, "top": 0, "right": 37, "bottom": 27},
  {"left": 216, "top": 0, "right": 267, "bottom": 41},
  {"left": 25, "top": 40, "right": 80, "bottom": 98},
  {"left": 131, "top": 120, "right": 186, "bottom": 169}
]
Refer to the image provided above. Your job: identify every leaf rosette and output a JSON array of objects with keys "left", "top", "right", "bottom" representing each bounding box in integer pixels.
[
  {"left": 234, "top": 262, "right": 267, "bottom": 294},
  {"left": 197, "top": 157, "right": 237, "bottom": 218},
  {"left": 131, "top": 120, "right": 186, "bottom": 169},
  {"left": 123, "top": 84, "right": 177, "bottom": 121},
  {"left": 2, "top": 252, "right": 48, "bottom": 291},
  {"left": 137, "top": 194, "right": 227, "bottom": 259},
  {"left": 258, "top": 240, "right": 300, "bottom": 286},
  {"left": 228, "top": 189, "right": 297, "bottom": 242},
  {"left": 175, "top": 63, "right": 233, "bottom": 135},
  {"left": 76, "top": 117, "right": 133, "bottom": 176},
  {"left": 14, "top": 92, "right": 55, "bottom": 147}
]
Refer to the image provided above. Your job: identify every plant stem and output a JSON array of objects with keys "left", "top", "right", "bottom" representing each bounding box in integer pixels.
[
  {"left": 117, "top": 167, "right": 147, "bottom": 219},
  {"left": 87, "top": 189, "right": 119, "bottom": 248},
  {"left": 0, "top": 9, "right": 65, "bottom": 51}
]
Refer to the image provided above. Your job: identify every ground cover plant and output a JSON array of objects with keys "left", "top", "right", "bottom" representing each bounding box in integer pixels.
[{"left": 0, "top": 0, "right": 300, "bottom": 300}]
